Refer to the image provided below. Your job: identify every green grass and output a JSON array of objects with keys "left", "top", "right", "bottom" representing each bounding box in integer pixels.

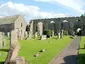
[
  {"left": 78, "top": 36, "right": 85, "bottom": 64},
  {"left": 0, "top": 39, "right": 10, "bottom": 64},
  {"left": 19, "top": 36, "right": 72, "bottom": 64}
]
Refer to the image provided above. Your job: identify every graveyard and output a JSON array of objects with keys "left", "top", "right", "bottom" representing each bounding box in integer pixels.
[{"left": 0, "top": 15, "right": 85, "bottom": 64}]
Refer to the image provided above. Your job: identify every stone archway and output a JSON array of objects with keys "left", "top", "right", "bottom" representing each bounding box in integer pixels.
[{"left": 37, "top": 22, "right": 43, "bottom": 36}]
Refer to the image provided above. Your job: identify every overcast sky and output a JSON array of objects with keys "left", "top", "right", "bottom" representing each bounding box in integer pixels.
[{"left": 0, "top": 0, "right": 85, "bottom": 23}]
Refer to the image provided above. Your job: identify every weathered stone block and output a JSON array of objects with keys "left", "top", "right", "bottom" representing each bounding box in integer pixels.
[{"left": 41, "top": 35, "right": 47, "bottom": 40}]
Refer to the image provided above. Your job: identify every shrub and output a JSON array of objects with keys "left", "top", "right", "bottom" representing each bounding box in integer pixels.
[{"left": 43, "top": 29, "right": 52, "bottom": 38}]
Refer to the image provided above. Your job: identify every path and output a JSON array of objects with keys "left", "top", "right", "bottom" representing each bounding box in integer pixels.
[{"left": 51, "top": 36, "right": 81, "bottom": 64}]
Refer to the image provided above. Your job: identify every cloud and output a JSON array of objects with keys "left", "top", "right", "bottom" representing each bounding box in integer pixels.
[
  {"left": 0, "top": 1, "right": 71, "bottom": 21},
  {"left": 35, "top": 0, "right": 85, "bottom": 13}
]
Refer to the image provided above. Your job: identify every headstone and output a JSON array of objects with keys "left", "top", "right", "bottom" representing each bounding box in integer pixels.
[
  {"left": 37, "top": 22, "right": 43, "bottom": 36},
  {"left": 24, "top": 31, "right": 28, "bottom": 39},
  {"left": 28, "top": 21, "right": 33, "bottom": 39},
  {"left": 61, "top": 30, "right": 64, "bottom": 38},
  {"left": 52, "top": 31, "right": 54, "bottom": 37},
  {"left": 41, "top": 35, "right": 47, "bottom": 40},
  {"left": 10, "top": 42, "right": 20, "bottom": 61},
  {"left": 0, "top": 32, "right": 3, "bottom": 49},
  {"left": 58, "top": 32, "right": 61, "bottom": 39},
  {"left": 28, "top": 32, "right": 32, "bottom": 39},
  {"left": 3, "top": 39, "right": 6, "bottom": 47},
  {"left": 35, "top": 32, "right": 38, "bottom": 38},
  {"left": 7, "top": 32, "right": 10, "bottom": 37},
  {"left": 10, "top": 30, "right": 18, "bottom": 46}
]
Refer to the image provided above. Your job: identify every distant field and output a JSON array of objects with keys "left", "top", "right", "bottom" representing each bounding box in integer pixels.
[
  {"left": 19, "top": 36, "right": 72, "bottom": 64},
  {"left": 78, "top": 36, "right": 85, "bottom": 64}
]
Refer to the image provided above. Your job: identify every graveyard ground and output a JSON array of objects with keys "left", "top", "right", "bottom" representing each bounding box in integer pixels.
[
  {"left": 19, "top": 36, "right": 72, "bottom": 64},
  {"left": 0, "top": 38, "right": 10, "bottom": 64},
  {"left": 78, "top": 36, "right": 85, "bottom": 64}
]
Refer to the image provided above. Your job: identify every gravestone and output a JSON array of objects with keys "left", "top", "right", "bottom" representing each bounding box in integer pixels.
[
  {"left": 24, "top": 31, "right": 28, "bottom": 39},
  {"left": 58, "top": 32, "right": 61, "bottom": 39},
  {"left": 2, "top": 33, "right": 6, "bottom": 47},
  {"left": 61, "top": 30, "right": 64, "bottom": 38},
  {"left": 28, "top": 21, "right": 33, "bottom": 39},
  {"left": 28, "top": 32, "right": 32, "bottom": 39},
  {"left": 0, "top": 32, "right": 3, "bottom": 49},
  {"left": 7, "top": 32, "right": 10, "bottom": 37},
  {"left": 10, "top": 42, "right": 20, "bottom": 61},
  {"left": 3, "top": 39, "right": 6, "bottom": 47},
  {"left": 37, "top": 22, "right": 43, "bottom": 36},
  {"left": 41, "top": 35, "right": 47, "bottom": 40},
  {"left": 52, "top": 31, "right": 54, "bottom": 37},
  {"left": 10, "top": 30, "right": 18, "bottom": 46},
  {"left": 35, "top": 32, "right": 38, "bottom": 38}
]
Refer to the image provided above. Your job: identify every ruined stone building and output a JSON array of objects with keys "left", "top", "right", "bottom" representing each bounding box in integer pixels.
[
  {"left": 29, "top": 16, "right": 85, "bottom": 36},
  {"left": 0, "top": 15, "right": 27, "bottom": 39}
]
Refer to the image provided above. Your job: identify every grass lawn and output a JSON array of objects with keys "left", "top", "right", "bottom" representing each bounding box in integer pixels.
[
  {"left": 0, "top": 39, "right": 10, "bottom": 64},
  {"left": 78, "top": 36, "right": 85, "bottom": 64},
  {"left": 19, "top": 36, "right": 72, "bottom": 64}
]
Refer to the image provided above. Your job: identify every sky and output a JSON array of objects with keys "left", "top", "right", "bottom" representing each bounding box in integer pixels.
[{"left": 0, "top": 0, "right": 85, "bottom": 23}]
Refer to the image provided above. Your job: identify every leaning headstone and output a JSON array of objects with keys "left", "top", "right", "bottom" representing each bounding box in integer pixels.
[
  {"left": 41, "top": 35, "right": 47, "bottom": 40},
  {"left": 0, "top": 32, "right": 3, "bottom": 49},
  {"left": 10, "top": 42, "right": 20, "bottom": 61},
  {"left": 10, "top": 57, "right": 28, "bottom": 64}
]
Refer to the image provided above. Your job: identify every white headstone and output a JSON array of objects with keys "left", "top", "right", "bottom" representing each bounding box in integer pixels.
[{"left": 58, "top": 32, "right": 61, "bottom": 39}]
